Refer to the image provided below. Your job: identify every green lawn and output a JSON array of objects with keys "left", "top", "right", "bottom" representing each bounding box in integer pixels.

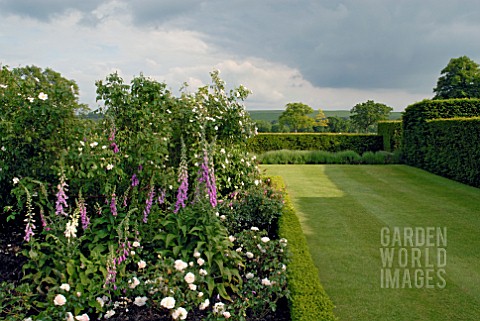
[{"left": 262, "top": 165, "right": 480, "bottom": 321}]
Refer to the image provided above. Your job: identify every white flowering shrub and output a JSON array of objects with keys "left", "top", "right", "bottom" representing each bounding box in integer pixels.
[{"left": 2, "top": 70, "right": 289, "bottom": 321}]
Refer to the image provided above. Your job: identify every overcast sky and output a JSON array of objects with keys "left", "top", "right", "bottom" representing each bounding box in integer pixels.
[{"left": 2, "top": 0, "right": 480, "bottom": 111}]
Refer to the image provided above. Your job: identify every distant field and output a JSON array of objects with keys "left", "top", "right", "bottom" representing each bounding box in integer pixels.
[{"left": 248, "top": 110, "right": 402, "bottom": 122}]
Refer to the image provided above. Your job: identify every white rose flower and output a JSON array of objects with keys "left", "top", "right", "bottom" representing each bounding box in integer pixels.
[
  {"left": 198, "top": 292, "right": 204, "bottom": 298},
  {"left": 53, "top": 294, "right": 66, "bottom": 306},
  {"left": 60, "top": 283, "right": 70, "bottom": 292},
  {"left": 184, "top": 272, "right": 195, "bottom": 284},
  {"left": 213, "top": 302, "right": 225, "bottom": 314},
  {"left": 246, "top": 252, "right": 254, "bottom": 259},
  {"left": 223, "top": 311, "right": 231, "bottom": 319},
  {"left": 96, "top": 297, "right": 105, "bottom": 307},
  {"left": 251, "top": 227, "right": 259, "bottom": 231},
  {"left": 106, "top": 164, "right": 114, "bottom": 171},
  {"left": 193, "top": 251, "right": 201, "bottom": 258},
  {"left": 261, "top": 237, "right": 270, "bottom": 243},
  {"left": 172, "top": 307, "right": 188, "bottom": 320},
  {"left": 104, "top": 310, "right": 115, "bottom": 319},
  {"left": 197, "top": 258, "right": 205, "bottom": 266},
  {"left": 13, "top": 177, "right": 20, "bottom": 185},
  {"left": 199, "top": 269, "right": 208, "bottom": 276},
  {"left": 174, "top": 259, "right": 188, "bottom": 271},
  {"left": 38, "top": 92, "right": 48, "bottom": 100},
  {"left": 66, "top": 312, "right": 74, "bottom": 321},
  {"left": 129, "top": 277, "right": 140, "bottom": 289},
  {"left": 199, "top": 298, "right": 210, "bottom": 310},
  {"left": 75, "top": 313, "right": 90, "bottom": 321},
  {"left": 132, "top": 241, "right": 140, "bottom": 247},
  {"left": 138, "top": 260, "right": 146, "bottom": 270},
  {"left": 188, "top": 283, "right": 197, "bottom": 291},
  {"left": 246, "top": 272, "right": 254, "bottom": 279},
  {"left": 261, "top": 278, "right": 272, "bottom": 286},
  {"left": 236, "top": 247, "right": 242, "bottom": 252},
  {"left": 133, "top": 296, "right": 148, "bottom": 307},
  {"left": 160, "top": 296, "right": 175, "bottom": 309},
  {"left": 228, "top": 235, "right": 235, "bottom": 242}
]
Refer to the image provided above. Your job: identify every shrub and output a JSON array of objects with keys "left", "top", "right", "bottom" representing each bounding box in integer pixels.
[
  {"left": 271, "top": 176, "right": 338, "bottom": 321},
  {"left": 377, "top": 120, "right": 403, "bottom": 152},
  {"left": 247, "top": 133, "right": 383, "bottom": 154},
  {"left": 257, "top": 149, "right": 399, "bottom": 165},
  {"left": 217, "top": 178, "right": 285, "bottom": 238},
  {"left": 402, "top": 98, "right": 480, "bottom": 167},
  {"left": 424, "top": 117, "right": 480, "bottom": 187}
]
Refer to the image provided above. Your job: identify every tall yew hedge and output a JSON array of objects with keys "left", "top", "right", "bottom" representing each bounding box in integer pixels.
[
  {"left": 403, "top": 99, "right": 480, "bottom": 167},
  {"left": 425, "top": 117, "right": 480, "bottom": 187}
]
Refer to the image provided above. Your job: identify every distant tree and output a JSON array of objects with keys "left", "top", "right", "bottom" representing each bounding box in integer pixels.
[
  {"left": 313, "top": 108, "right": 329, "bottom": 132},
  {"left": 433, "top": 56, "right": 480, "bottom": 99},
  {"left": 326, "top": 116, "right": 355, "bottom": 133},
  {"left": 279, "top": 102, "right": 315, "bottom": 132},
  {"left": 255, "top": 120, "right": 272, "bottom": 132},
  {"left": 350, "top": 100, "right": 393, "bottom": 133}
]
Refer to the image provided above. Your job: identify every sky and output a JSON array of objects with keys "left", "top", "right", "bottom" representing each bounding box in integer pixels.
[{"left": 1, "top": 1, "right": 480, "bottom": 111}]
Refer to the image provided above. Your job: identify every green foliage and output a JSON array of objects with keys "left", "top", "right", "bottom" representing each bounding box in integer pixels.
[
  {"left": 258, "top": 150, "right": 400, "bottom": 165},
  {"left": 254, "top": 119, "right": 272, "bottom": 132},
  {"left": 217, "top": 179, "right": 285, "bottom": 237},
  {"left": 279, "top": 102, "right": 315, "bottom": 132},
  {"left": 433, "top": 56, "right": 480, "bottom": 99},
  {"left": 0, "top": 65, "right": 90, "bottom": 210},
  {"left": 402, "top": 98, "right": 480, "bottom": 168},
  {"left": 247, "top": 133, "right": 383, "bottom": 154},
  {"left": 350, "top": 100, "right": 393, "bottom": 133},
  {"left": 325, "top": 116, "right": 355, "bottom": 133},
  {"left": 377, "top": 120, "right": 403, "bottom": 152},
  {"left": 424, "top": 117, "right": 480, "bottom": 187},
  {"left": 271, "top": 176, "right": 338, "bottom": 321}
]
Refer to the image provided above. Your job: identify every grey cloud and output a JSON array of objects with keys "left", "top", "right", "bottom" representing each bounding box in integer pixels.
[
  {"left": 124, "top": 0, "right": 480, "bottom": 94},
  {"left": 0, "top": 0, "right": 100, "bottom": 21}
]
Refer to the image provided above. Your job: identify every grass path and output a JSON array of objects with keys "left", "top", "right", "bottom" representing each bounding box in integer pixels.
[{"left": 262, "top": 165, "right": 480, "bottom": 321}]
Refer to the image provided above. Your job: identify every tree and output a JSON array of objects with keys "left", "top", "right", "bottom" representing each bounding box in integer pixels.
[
  {"left": 326, "top": 116, "right": 355, "bottom": 133},
  {"left": 279, "top": 102, "right": 315, "bottom": 132},
  {"left": 433, "top": 56, "right": 480, "bottom": 99},
  {"left": 313, "top": 108, "right": 329, "bottom": 132},
  {"left": 255, "top": 120, "right": 272, "bottom": 132},
  {"left": 350, "top": 100, "right": 393, "bottom": 133}
]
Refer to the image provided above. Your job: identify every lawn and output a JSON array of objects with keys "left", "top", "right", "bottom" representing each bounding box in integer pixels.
[{"left": 262, "top": 164, "right": 480, "bottom": 321}]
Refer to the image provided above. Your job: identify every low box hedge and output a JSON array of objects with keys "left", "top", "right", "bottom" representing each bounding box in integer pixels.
[{"left": 271, "top": 176, "right": 338, "bottom": 321}]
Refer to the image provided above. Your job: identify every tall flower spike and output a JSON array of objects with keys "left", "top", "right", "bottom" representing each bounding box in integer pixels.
[
  {"left": 143, "top": 186, "right": 155, "bottom": 223},
  {"left": 110, "top": 193, "right": 118, "bottom": 216},
  {"left": 55, "top": 174, "right": 69, "bottom": 216},
  {"left": 79, "top": 197, "right": 89, "bottom": 230},
  {"left": 174, "top": 138, "right": 189, "bottom": 213},
  {"left": 196, "top": 145, "right": 217, "bottom": 208}
]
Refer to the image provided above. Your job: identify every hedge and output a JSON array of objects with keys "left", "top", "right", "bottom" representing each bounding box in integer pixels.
[
  {"left": 248, "top": 133, "right": 383, "bottom": 154},
  {"left": 424, "top": 117, "right": 480, "bottom": 187},
  {"left": 377, "top": 120, "right": 402, "bottom": 152},
  {"left": 271, "top": 176, "right": 338, "bottom": 321},
  {"left": 402, "top": 98, "right": 480, "bottom": 167}
]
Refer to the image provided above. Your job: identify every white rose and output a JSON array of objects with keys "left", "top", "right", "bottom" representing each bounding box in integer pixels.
[
  {"left": 261, "top": 237, "right": 270, "bottom": 243},
  {"left": 160, "top": 296, "right": 175, "bottom": 309},
  {"left": 60, "top": 283, "right": 70, "bottom": 292},
  {"left": 104, "top": 310, "right": 115, "bottom": 319},
  {"left": 75, "top": 314, "right": 90, "bottom": 321},
  {"left": 138, "top": 260, "right": 146, "bottom": 270},
  {"left": 188, "top": 283, "right": 197, "bottom": 291},
  {"left": 53, "top": 294, "right": 66, "bottom": 306},
  {"left": 133, "top": 296, "right": 148, "bottom": 307},
  {"left": 66, "top": 313, "right": 74, "bottom": 321},
  {"left": 199, "top": 298, "right": 210, "bottom": 310},
  {"left": 228, "top": 235, "right": 235, "bottom": 242},
  {"left": 38, "top": 92, "right": 48, "bottom": 100},
  {"left": 251, "top": 227, "right": 259, "bottom": 231},
  {"left": 199, "top": 269, "right": 208, "bottom": 276},
  {"left": 246, "top": 272, "right": 254, "bottom": 279},
  {"left": 197, "top": 258, "right": 205, "bottom": 266},
  {"left": 261, "top": 278, "right": 272, "bottom": 286},
  {"left": 246, "top": 252, "right": 254, "bottom": 259},
  {"left": 172, "top": 307, "right": 188, "bottom": 320},
  {"left": 174, "top": 259, "right": 188, "bottom": 271},
  {"left": 223, "top": 311, "right": 231, "bottom": 319},
  {"left": 132, "top": 241, "right": 140, "bottom": 247},
  {"left": 184, "top": 272, "right": 195, "bottom": 284},
  {"left": 193, "top": 251, "right": 201, "bottom": 258},
  {"left": 129, "top": 277, "right": 140, "bottom": 289}
]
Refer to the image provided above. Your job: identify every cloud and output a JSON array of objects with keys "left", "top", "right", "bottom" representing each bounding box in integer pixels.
[{"left": 2, "top": 0, "right": 480, "bottom": 111}]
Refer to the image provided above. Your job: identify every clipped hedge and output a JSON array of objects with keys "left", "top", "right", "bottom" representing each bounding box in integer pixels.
[
  {"left": 271, "top": 176, "right": 338, "bottom": 321},
  {"left": 377, "top": 120, "right": 403, "bottom": 152},
  {"left": 424, "top": 117, "right": 480, "bottom": 187},
  {"left": 248, "top": 133, "right": 382, "bottom": 154},
  {"left": 402, "top": 98, "right": 480, "bottom": 167}
]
